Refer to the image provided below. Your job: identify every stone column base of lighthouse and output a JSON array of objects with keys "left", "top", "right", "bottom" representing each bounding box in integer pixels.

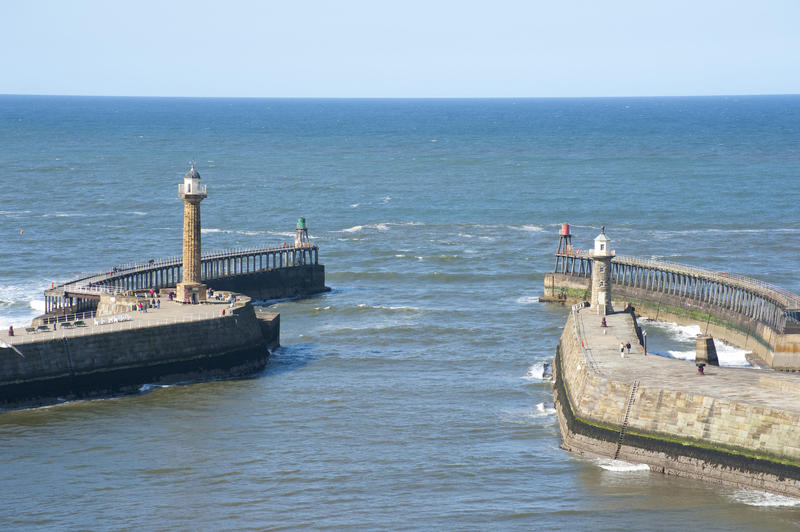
[{"left": 176, "top": 282, "right": 207, "bottom": 304}]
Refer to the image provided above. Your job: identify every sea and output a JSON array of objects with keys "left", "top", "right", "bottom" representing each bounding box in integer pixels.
[{"left": 1, "top": 95, "right": 799, "bottom": 531}]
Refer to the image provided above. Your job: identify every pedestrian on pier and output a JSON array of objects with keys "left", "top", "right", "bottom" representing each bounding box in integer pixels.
[
  {"left": 620, "top": 342, "right": 625, "bottom": 358},
  {"left": 8, "top": 325, "right": 13, "bottom": 337},
  {"left": 626, "top": 342, "right": 631, "bottom": 355}
]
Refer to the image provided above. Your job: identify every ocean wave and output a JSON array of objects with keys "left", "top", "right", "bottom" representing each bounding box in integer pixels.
[
  {"left": 518, "top": 225, "right": 545, "bottom": 233},
  {"left": 595, "top": 458, "right": 650, "bottom": 472},
  {"left": 498, "top": 403, "right": 556, "bottom": 425},
  {"left": 516, "top": 295, "right": 540, "bottom": 305},
  {"left": 652, "top": 228, "right": 800, "bottom": 237},
  {"left": 0, "top": 280, "right": 50, "bottom": 325},
  {"left": 341, "top": 225, "right": 364, "bottom": 233},
  {"left": 355, "top": 303, "right": 423, "bottom": 313},
  {"left": 340, "top": 223, "right": 388, "bottom": 233},
  {"left": 640, "top": 319, "right": 752, "bottom": 366},
  {"left": 202, "top": 228, "right": 271, "bottom": 237},
  {"left": 639, "top": 319, "right": 701, "bottom": 342},
  {"left": 730, "top": 489, "right": 800, "bottom": 507},
  {"left": 523, "top": 362, "right": 552, "bottom": 381},
  {"left": 338, "top": 221, "right": 424, "bottom": 233}
]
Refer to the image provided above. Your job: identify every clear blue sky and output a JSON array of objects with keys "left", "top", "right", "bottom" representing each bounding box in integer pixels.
[{"left": 2, "top": 0, "right": 799, "bottom": 97}]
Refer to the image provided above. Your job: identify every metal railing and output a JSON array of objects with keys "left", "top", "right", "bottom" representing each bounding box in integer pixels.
[
  {"left": 612, "top": 254, "right": 800, "bottom": 309},
  {"left": 178, "top": 183, "right": 207, "bottom": 195},
  {"left": 48, "top": 244, "right": 319, "bottom": 297},
  {"left": 571, "top": 301, "right": 600, "bottom": 374},
  {"left": 555, "top": 251, "right": 800, "bottom": 311},
  {"left": 43, "top": 310, "right": 97, "bottom": 325}
]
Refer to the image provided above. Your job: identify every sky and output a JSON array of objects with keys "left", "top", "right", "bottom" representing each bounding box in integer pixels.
[{"left": 1, "top": 0, "right": 799, "bottom": 98}]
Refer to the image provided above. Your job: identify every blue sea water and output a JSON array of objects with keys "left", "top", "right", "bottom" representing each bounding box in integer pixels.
[{"left": 1, "top": 95, "right": 800, "bottom": 530}]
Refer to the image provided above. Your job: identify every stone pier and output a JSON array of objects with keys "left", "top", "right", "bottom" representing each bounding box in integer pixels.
[{"left": 554, "top": 303, "right": 800, "bottom": 496}]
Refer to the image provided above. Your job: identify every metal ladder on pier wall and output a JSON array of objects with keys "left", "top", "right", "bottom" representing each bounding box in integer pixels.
[{"left": 614, "top": 379, "right": 640, "bottom": 460}]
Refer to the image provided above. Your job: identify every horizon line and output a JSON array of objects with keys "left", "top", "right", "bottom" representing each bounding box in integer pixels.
[{"left": 1, "top": 92, "right": 799, "bottom": 100}]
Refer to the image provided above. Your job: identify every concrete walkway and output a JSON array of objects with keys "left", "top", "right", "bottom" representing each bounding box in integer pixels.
[
  {"left": 578, "top": 307, "right": 800, "bottom": 414},
  {"left": 1, "top": 292, "right": 246, "bottom": 347}
]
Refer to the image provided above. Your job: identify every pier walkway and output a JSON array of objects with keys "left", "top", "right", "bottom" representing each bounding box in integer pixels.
[
  {"left": 3, "top": 292, "right": 252, "bottom": 348},
  {"left": 574, "top": 305, "right": 800, "bottom": 415}
]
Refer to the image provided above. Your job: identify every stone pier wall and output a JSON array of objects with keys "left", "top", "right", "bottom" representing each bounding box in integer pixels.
[
  {"left": 554, "top": 311, "right": 800, "bottom": 496},
  {"left": 208, "top": 264, "right": 328, "bottom": 302},
  {"left": 0, "top": 303, "right": 277, "bottom": 409}
]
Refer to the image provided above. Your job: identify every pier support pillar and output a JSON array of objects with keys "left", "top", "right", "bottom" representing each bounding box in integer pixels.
[{"left": 696, "top": 335, "right": 719, "bottom": 367}]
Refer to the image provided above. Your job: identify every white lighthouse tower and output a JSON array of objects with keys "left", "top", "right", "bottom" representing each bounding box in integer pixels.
[
  {"left": 589, "top": 226, "right": 615, "bottom": 315},
  {"left": 176, "top": 163, "right": 208, "bottom": 304}
]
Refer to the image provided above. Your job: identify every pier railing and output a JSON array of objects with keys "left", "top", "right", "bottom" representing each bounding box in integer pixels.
[
  {"left": 43, "top": 244, "right": 319, "bottom": 313},
  {"left": 553, "top": 251, "right": 800, "bottom": 334}
]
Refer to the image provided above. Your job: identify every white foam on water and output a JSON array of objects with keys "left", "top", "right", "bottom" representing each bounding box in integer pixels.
[
  {"left": 711, "top": 340, "right": 752, "bottom": 367},
  {"left": 0, "top": 281, "right": 50, "bottom": 326},
  {"left": 641, "top": 318, "right": 752, "bottom": 367},
  {"left": 641, "top": 319, "right": 702, "bottom": 342},
  {"left": 730, "top": 489, "right": 800, "bottom": 507},
  {"left": 266, "top": 231, "right": 296, "bottom": 238},
  {"left": 534, "top": 402, "right": 556, "bottom": 416},
  {"left": 356, "top": 303, "right": 421, "bottom": 312},
  {"left": 595, "top": 458, "right": 650, "bottom": 472},
  {"left": 337, "top": 221, "right": 410, "bottom": 233},
  {"left": 523, "top": 362, "right": 548, "bottom": 381},
  {"left": 654, "top": 228, "right": 800, "bottom": 237},
  {"left": 350, "top": 203, "right": 359, "bottom": 208},
  {"left": 518, "top": 224, "right": 545, "bottom": 233},
  {"left": 381, "top": 195, "right": 391, "bottom": 203},
  {"left": 663, "top": 349, "right": 695, "bottom": 361},
  {"left": 516, "top": 295, "right": 540, "bottom": 305},
  {"left": 201, "top": 228, "right": 230, "bottom": 234},
  {"left": 125, "top": 211, "right": 147, "bottom": 216},
  {"left": 499, "top": 403, "right": 556, "bottom": 425}
]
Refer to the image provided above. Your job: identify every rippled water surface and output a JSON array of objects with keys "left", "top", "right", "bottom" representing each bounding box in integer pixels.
[{"left": 1, "top": 96, "right": 800, "bottom": 530}]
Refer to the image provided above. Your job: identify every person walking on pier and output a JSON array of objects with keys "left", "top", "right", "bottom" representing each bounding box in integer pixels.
[
  {"left": 620, "top": 342, "right": 625, "bottom": 358},
  {"left": 626, "top": 342, "right": 631, "bottom": 355}
]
